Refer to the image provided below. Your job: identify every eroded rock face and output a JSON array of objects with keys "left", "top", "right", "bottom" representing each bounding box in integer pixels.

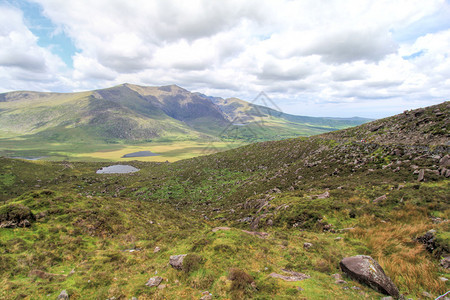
[
  {"left": 169, "top": 254, "right": 187, "bottom": 270},
  {"left": 340, "top": 255, "right": 399, "bottom": 298}
]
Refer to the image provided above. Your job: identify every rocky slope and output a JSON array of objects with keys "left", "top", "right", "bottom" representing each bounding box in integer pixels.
[{"left": 321, "top": 101, "right": 449, "bottom": 145}]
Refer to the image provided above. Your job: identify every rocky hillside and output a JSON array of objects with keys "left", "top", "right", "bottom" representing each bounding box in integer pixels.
[
  {"left": 0, "top": 101, "right": 448, "bottom": 299},
  {"left": 321, "top": 101, "right": 449, "bottom": 145}
]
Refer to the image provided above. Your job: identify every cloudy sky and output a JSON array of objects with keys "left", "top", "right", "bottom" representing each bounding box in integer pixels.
[{"left": 1, "top": 0, "right": 449, "bottom": 118}]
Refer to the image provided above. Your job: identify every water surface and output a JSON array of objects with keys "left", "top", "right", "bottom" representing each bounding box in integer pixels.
[
  {"left": 96, "top": 165, "right": 140, "bottom": 174},
  {"left": 122, "top": 151, "right": 159, "bottom": 158}
]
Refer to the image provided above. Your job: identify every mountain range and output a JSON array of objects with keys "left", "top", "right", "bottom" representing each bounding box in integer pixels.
[{"left": 0, "top": 84, "right": 369, "bottom": 146}]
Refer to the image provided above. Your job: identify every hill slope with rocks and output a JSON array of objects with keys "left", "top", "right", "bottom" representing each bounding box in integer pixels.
[{"left": 0, "top": 101, "right": 448, "bottom": 299}]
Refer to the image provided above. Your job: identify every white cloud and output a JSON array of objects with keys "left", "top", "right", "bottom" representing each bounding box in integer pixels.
[
  {"left": 0, "top": 4, "right": 69, "bottom": 92},
  {"left": 0, "top": 0, "right": 449, "bottom": 117}
]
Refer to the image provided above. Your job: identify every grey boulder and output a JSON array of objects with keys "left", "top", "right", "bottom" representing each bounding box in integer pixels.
[
  {"left": 340, "top": 255, "right": 399, "bottom": 298},
  {"left": 169, "top": 254, "right": 187, "bottom": 270}
]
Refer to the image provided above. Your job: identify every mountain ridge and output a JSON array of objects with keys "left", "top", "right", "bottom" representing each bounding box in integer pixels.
[{"left": 0, "top": 84, "right": 372, "bottom": 160}]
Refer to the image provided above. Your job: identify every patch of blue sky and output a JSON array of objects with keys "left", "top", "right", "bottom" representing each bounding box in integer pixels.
[
  {"left": 391, "top": 3, "right": 450, "bottom": 43},
  {"left": 402, "top": 49, "right": 426, "bottom": 60},
  {"left": 5, "top": 0, "right": 77, "bottom": 67}
]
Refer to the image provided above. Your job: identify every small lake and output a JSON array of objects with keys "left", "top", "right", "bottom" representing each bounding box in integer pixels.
[
  {"left": 11, "top": 156, "right": 47, "bottom": 160},
  {"left": 96, "top": 165, "right": 140, "bottom": 174},
  {"left": 122, "top": 151, "right": 160, "bottom": 158}
]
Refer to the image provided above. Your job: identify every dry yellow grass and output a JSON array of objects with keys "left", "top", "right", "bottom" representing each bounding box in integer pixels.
[{"left": 350, "top": 204, "right": 447, "bottom": 296}]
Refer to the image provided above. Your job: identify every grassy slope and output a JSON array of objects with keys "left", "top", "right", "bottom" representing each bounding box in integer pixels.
[{"left": 0, "top": 103, "right": 448, "bottom": 299}]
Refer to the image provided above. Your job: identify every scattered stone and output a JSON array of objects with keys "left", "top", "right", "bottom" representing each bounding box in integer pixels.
[
  {"left": 373, "top": 194, "right": 387, "bottom": 203},
  {"left": 303, "top": 242, "right": 313, "bottom": 249},
  {"left": 297, "top": 286, "right": 304, "bottom": 291},
  {"left": 422, "top": 291, "right": 433, "bottom": 298},
  {"left": 335, "top": 237, "right": 343, "bottom": 241},
  {"left": 153, "top": 246, "right": 161, "bottom": 253},
  {"left": 417, "top": 169, "right": 425, "bottom": 182},
  {"left": 440, "top": 256, "right": 450, "bottom": 269},
  {"left": 145, "top": 276, "right": 163, "bottom": 287},
  {"left": 351, "top": 286, "right": 361, "bottom": 290},
  {"left": 57, "top": 290, "right": 69, "bottom": 300},
  {"left": 158, "top": 284, "right": 166, "bottom": 290},
  {"left": 339, "top": 255, "right": 399, "bottom": 298},
  {"left": 169, "top": 254, "right": 187, "bottom": 270},
  {"left": 381, "top": 297, "right": 393, "bottom": 300},
  {"left": 269, "top": 269, "right": 310, "bottom": 281},
  {"left": 315, "top": 191, "right": 330, "bottom": 199},
  {"left": 241, "top": 230, "right": 269, "bottom": 238},
  {"left": 331, "top": 273, "right": 346, "bottom": 284},
  {"left": 438, "top": 277, "right": 448, "bottom": 282}
]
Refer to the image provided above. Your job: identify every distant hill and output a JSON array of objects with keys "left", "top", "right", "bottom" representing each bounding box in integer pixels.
[{"left": 0, "top": 84, "right": 371, "bottom": 144}]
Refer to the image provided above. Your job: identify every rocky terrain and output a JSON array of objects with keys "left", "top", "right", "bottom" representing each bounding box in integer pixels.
[{"left": 0, "top": 102, "right": 448, "bottom": 299}]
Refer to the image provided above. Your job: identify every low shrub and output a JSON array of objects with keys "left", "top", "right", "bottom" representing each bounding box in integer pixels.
[
  {"left": 183, "top": 253, "right": 203, "bottom": 273},
  {"left": 228, "top": 268, "right": 254, "bottom": 291}
]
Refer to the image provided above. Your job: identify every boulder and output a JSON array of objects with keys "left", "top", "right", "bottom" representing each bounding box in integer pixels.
[
  {"left": 439, "top": 155, "right": 450, "bottom": 167},
  {"left": 145, "top": 276, "right": 163, "bottom": 287},
  {"left": 169, "top": 254, "right": 187, "bottom": 270},
  {"left": 339, "top": 255, "right": 399, "bottom": 298},
  {"left": 57, "top": 290, "right": 69, "bottom": 300}
]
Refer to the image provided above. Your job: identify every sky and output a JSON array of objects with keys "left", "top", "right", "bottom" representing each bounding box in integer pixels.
[{"left": 0, "top": 0, "right": 449, "bottom": 118}]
